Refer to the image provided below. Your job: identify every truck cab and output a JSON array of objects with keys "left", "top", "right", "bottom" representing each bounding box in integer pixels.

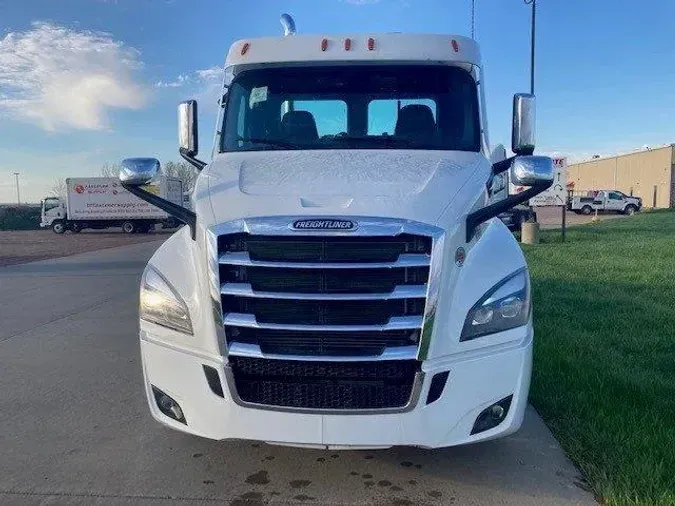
[{"left": 118, "top": 18, "right": 553, "bottom": 449}]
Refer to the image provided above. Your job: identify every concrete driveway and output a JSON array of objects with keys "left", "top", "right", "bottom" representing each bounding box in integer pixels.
[{"left": 0, "top": 241, "right": 596, "bottom": 505}]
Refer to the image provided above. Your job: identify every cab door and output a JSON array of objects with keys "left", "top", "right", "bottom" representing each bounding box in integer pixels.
[
  {"left": 42, "top": 198, "right": 64, "bottom": 225},
  {"left": 607, "top": 192, "right": 625, "bottom": 212},
  {"left": 593, "top": 191, "right": 606, "bottom": 210}
]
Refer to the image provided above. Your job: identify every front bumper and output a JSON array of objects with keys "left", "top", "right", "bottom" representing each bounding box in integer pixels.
[{"left": 140, "top": 327, "right": 532, "bottom": 449}]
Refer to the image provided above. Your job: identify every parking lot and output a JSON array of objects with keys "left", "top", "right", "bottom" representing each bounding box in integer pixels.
[
  {"left": 534, "top": 206, "right": 629, "bottom": 230},
  {"left": 0, "top": 229, "right": 174, "bottom": 267},
  {"left": 0, "top": 239, "right": 596, "bottom": 505}
]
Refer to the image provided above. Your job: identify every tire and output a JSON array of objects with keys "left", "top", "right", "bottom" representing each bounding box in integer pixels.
[
  {"left": 122, "top": 221, "right": 136, "bottom": 234},
  {"left": 624, "top": 205, "right": 637, "bottom": 216},
  {"left": 52, "top": 221, "right": 65, "bottom": 234},
  {"left": 581, "top": 205, "right": 593, "bottom": 215}
]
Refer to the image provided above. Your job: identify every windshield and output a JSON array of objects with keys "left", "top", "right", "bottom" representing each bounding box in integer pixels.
[
  {"left": 221, "top": 65, "right": 480, "bottom": 152},
  {"left": 44, "top": 198, "right": 60, "bottom": 211}
]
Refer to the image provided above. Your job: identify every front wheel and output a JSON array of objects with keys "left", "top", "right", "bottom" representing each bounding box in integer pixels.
[
  {"left": 52, "top": 221, "right": 65, "bottom": 234},
  {"left": 624, "top": 205, "right": 637, "bottom": 216},
  {"left": 581, "top": 205, "right": 593, "bottom": 215},
  {"left": 122, "top": 221, "right": 136, "bottom": 234}
]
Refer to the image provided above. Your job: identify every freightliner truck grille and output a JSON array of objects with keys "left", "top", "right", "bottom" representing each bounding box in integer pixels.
[{"left": 216, "top": 229, "right": 434, "bottom": 411}]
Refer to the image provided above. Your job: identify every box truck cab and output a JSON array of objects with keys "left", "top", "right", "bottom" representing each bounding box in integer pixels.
[
  {"left": 40, "top": 197, "right": 66, "bottom": 232},
  {"left": 119, "top": 16, "right": 554, "bottom": 448}
]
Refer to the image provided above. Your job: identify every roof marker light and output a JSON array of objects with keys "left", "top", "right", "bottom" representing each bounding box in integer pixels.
[
  {"left": 451, "top": 39, "right": 459, "bottom": 52},
  {"left": 367, "top": 38, "right": 375, "bottom": 50},
  {"left": 344, "top": 38, "right": 351, "bottom": 51},
  {"left": 241, "top": 42, "right": 250, "bottom": 56},
  {"left": 321, "top": 38, "right": 328, "bottom": 51}
]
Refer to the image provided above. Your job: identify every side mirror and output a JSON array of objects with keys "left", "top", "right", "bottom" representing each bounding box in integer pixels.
[
  {"left": 119, "top": 158, "right": 160, "bottom": 186},
  {"left": 466, "top": 155, "right": 554, "bottom": 242},
  {"left": 119, "top": 157, "right": 197, "bottom": 239},
  {"left": 178, "top": 100, "right": 206, "bottom": 170},
  {"left": 512, "top": 93, "right": 535, "bottom": 156},
  {"left": 179, "top": 100, "right": 198, "bottom": 156},
  {"left": 510, "top": 156, "right": 554, "bottom": 187}
]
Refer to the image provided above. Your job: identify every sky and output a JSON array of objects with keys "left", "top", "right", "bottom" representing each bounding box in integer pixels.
[{"left": 2, "top": 0, "right": 675, "bottom": 203}]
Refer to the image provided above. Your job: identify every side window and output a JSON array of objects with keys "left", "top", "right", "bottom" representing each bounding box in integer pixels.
[
  {"left": 368, "top": 99, "right": 437, "bottom": 135},
  {"left": 609, "top": 192, "right": 622, "bottom": 200}
]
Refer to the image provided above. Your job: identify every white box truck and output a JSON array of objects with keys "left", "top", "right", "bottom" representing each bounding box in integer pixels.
[
  {"left": 40, "top": 176, "right": 183, "bottom": 234},
  {"left": 116, "top": 15, "right": 554, "bottom": 449}
]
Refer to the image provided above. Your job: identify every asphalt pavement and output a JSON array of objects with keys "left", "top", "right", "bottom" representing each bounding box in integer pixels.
[{"left": 0, "top": 241, "right": 596, "bottom": 505}]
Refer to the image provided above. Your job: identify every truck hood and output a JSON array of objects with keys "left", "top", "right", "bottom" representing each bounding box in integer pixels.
[{"left": 202, "top": 150, "right": 486, "bottom": 227}]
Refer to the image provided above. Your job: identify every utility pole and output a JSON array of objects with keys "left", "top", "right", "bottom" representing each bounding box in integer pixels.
[
  {"left": 13, "top": 172, "right": 20, "bottom": 205},
  {"left": 525, "top": 0, "right": 536, "bottom": 94}
]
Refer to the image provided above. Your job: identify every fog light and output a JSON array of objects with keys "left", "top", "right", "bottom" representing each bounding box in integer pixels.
[
  {"left": 471, "top": 395, "right": 512, "bottom": 435},
  {"left": 152, "top": 386, "right": 186, "bottom": 424}
]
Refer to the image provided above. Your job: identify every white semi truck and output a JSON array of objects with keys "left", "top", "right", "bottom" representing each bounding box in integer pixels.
[
  {"left": 40, "top": 176, "right": 183, "bottom": 234},
  {"left": 119, "top": 17, "right": 554, "bottom": 449}
]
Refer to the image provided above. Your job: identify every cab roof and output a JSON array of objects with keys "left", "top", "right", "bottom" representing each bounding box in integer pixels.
[{"left": 225, "top": 33, "right": 481, "bottom": 69}]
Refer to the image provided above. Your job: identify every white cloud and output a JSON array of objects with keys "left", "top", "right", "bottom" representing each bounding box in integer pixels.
[
  {"left": 155, "top": 66, "right": 222, "bottom": 88},
  {"left": 0, "top": 22, "right": 147, "bottom": 132},
  {"left": 196, "top": 66, "right": 223, "bottom": 83},
  {"left": 155, "top": 66, "right": 223, "bottom": 105},
  {"left": 155, "top": 74, "right": 190, "bottom": 88}
]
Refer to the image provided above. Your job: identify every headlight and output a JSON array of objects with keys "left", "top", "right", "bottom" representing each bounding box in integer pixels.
[
  {"left": 460, "top": 269, "right": 530, "bottom": 341},
  {"left": 140, "top": 266, "right": 193, "bottom": 335}
]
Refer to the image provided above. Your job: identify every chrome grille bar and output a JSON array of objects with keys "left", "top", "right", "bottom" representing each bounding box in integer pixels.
[
  {"left": 223, "top": 313, "right": 423, "bottom": 332},
  {"left": 218, "top": 251, "right": 430, "bottom": 269},
  {"left": 221, "top": 283, "right": 427, "bottom": 300},
  {"left": 228, "top": 342, "right": 419, "bottom": 361}
]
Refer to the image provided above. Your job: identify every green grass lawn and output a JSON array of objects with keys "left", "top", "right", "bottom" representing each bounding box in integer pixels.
[{"left": 523, "top": 210, "right": 675, "bottom": 506}]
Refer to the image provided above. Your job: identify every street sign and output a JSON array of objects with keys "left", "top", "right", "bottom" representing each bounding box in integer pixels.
[{"left": 529, "top": 157, "right": 567, "bottom": 206}]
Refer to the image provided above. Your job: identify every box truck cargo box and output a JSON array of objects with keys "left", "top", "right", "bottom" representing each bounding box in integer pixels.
[{"left": 40, "top": 177, "right": 184, "bottom": 234}]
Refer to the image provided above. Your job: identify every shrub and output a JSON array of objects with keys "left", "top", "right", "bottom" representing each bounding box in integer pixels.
[{"left": 0, "top": 206, "right": 42, "bottom": 230}]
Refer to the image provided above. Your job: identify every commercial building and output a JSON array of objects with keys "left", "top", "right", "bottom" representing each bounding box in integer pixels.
[{"left": 567, "top": 145, "right": 675, "bottom": 208}]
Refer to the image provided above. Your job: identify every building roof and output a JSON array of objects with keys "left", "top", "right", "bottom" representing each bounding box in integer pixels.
[{"left": 571, "top": 144, "right": 674, "bottom": 166}]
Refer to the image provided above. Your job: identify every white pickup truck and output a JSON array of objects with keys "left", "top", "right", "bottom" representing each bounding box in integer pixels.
[
  {"left": 569, "top": 190, "right": 642, "bottom": 215},
  {"left": 116, "top": 15, "right": 554, "bottom": 449}
]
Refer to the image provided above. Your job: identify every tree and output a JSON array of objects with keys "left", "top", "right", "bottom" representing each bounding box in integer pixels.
[
  {"left": 162, "top": 161, "right": 197, "bottom": 192},
  {"left": 100, "top": 162, "right": 122, "bottom": 177},
  {"left": 98, "top": 160, "right": 197, "bottom": 192},
  {"left": 50, "top": 179, "right": 67, "bottom": 200}
]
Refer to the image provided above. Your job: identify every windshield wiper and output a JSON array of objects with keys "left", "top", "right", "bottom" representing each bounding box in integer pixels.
[{"left": 236, "top": 136, "right": 299, "bottom": 149}]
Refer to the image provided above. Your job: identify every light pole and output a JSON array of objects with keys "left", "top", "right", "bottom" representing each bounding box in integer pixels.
[
  {"left": 524, "top": 0, "right": 536, "bottom": 94},
  {"left": 471, "top": 0, "right": 476, "bottom": 39},
  {"left": 13, "top": 172, "right": 20, "bottom": 205}
]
